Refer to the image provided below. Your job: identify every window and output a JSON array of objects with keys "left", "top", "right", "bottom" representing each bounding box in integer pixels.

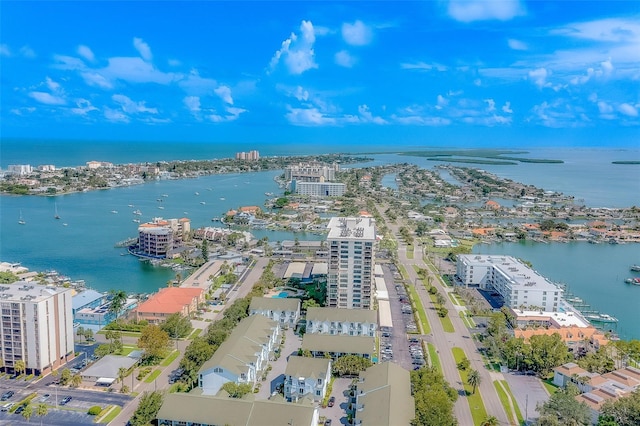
[{"left": 316, "top": 390, "right": 321, "bottom": 396}]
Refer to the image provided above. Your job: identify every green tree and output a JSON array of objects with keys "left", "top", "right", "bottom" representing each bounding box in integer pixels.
[
  {"left": 160, "top": 313, "right": 192, "bottom": 339},
  {"left": 35, "top": 403, "right": 48, "bottom": 426},
  {"left": 457, "top": 356, "right": 470, "bottom": 371},
  {"left": 84, "top": 328, "right": 94, "bottom": 342},
  {"left": 537, "top": 385, "right": 591, "bottom": 426},
  {"left": 70, "top": 374, "right": 82, "bottom": 388},
  {"left": 60, "top": 368, "right": 71, "bottom": 386},
  {"left": 481, "top": 415, "right": 499, "bottom": 426},
  {"left": 598, "top": 389, "right": 640, "bottom": 426},
  {"left": 467, "top": 369, "right": 481, "bottom": 394},
  {"left": 118, "top": 367, "right": 128, "bottom": 392},
  {"left": 129, "top": 391, "right": 164, "bottom": 426},
  {"left": 411, "top": 367, "right": 457, "bottom": 426},
  {"left": 332, "top": 355, "right": 373, "bottom": 376},
  {"left": 221, "top": 382, "right": 253, "bottom": 398},
  {"left": 138, "top": 325, "right": 170, "bottom": 362},
  {"left": 201, "top": 239, "right": 209, "bottom": 261},
  {"left": 302, "top": 298, "right": 320, "bottom": 310},
  {"left": 14, "top": 359, "right": 26, "bottom": 376},
  {"left": 529, "top": 333, "right": 571, "bottom": 376},
  {"left": 21, "top": 403, "right": 33, "bottom": 422},
  {"left": 108, "top": 290, "right": 127, "bottom": 319},
  {"left": 76, "top": 326, "right": 85, "bottom": 342}
]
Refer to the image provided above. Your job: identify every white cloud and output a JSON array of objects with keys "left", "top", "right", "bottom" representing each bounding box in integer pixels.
[
  {"left": 342, "top": 20, "right": 373, "bottom": 46},
  {"left": 294, "top": 86, "right": 309, "bottom": 101},
  {"left": 286, "top": 107, "right": 336, "bottom": 126},
  {"left": 357, "top": 105, "right": 387, "bottom": 124},
  {"left": 597, "top": 101, "right": 614, "bottom": 114},
  {"left": 178, "top": 70, "right": 217, "bottom": 96},
  {"left": 19, "top": 46, "right": 36, "bottom": 58},
  {"left": 618, "top": 103, "right": 638, "bottom": 117},
  {"left": 335, "top": 50, "right": 356, "bottom": 68},
  {"left": 81, "top": 72, "right": 113, "bottom": 89},
  {"left": 28, "top": 92, "right": 66, "bottom": 105},
  {"left": 46, "top": 77, "right": 61, "bottom": 92},
  {"left": 447, "top": 0, "right": 525, "bottom": 23},
  {"left": 133, "top": 37, "right": 153, "bottom": 61},
  {"left": 209, "top": 106, "right": 247, "bottom": 122},
  {"left": 104, "top": 107, "right": 129, "bottom": 123},
  {"left": 102, "top": 57, "right": 180, "bottom": 85},
  {"left": 269, "top": 20, "right": 318, "bottom": 75},
  {"left": 184, "top": 96, "right": 201, "bottom": 113},
  {"left": 507, "top": 38, "right": 528, "bottom": 50},
  {"left": 484, "top": 99, "right": 496, "bottom": 112},
  {"left": 436, "top": 95, "right": 448, "bottom": 110},
  {"left": 528, "top": 67, "right": 549, "bottom": 88},
  {"left": 70, "top": 99, "right": 98, "bottom": 115},
  {"left": 553, "top": 17, "right": 640, "bottom": 43},
  {"left": 10, "top": 107, "right": 36, "bottom": 115},
  {"left": 529, "top": 99, "right": 588, "bottom": 128},
  {"left": 112, "top": 94, "right": 158, "bottom": 114},
  {"left": 600, "top": 58, "right": 614, "bottom": 76},
  {"left": 502, "top": 102, "right": 513, "bottom": 114},
  {"left": 77, "top": 45, "right": 95, "bottom": 62},
  {"left": 214, "top": 85, "right": 234, "bottom": 105},
  {"left": 0, "top": 44, "right": 10, "bottom": 56},
  {"left": 400, "top": 61, "right": 448, "bottom": 71},
  {"left": 393, "top": 114, "right": 452, "bottom": 126}
]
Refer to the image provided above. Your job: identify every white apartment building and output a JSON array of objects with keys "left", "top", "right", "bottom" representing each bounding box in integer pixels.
[
  {"left": 305, "top": 307, "right": 377, "bottom": 336},
  {"left": 284, "top": 356, "right": 331, "bottom": 402},
  {"left": 7, "top": 165, "right": 33, "bottom": 176},
  {"left": 284, "top": 162, "right": 339, "bottom": 183},
  {"left": 249, "top": 297, "right": 301, "bottom": 329},
  {"left": 456, "top": 255, "right": 563, "bottom": 311},
  {"left": 326, "top": 217, "right": 376, "bottom": 309},
  {"left": 293, "top": 181, "right": 346, "bottom": 197},
  {"left": 0, "top": 283, "right": 74, "bottom": 375}
]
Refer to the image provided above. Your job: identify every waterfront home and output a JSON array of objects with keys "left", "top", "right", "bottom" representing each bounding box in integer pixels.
[
  {"left": 157, "top": 393, "right": 319, "bottom": 426},
  {"left": 305, "top": 307, "right": 377, "bottom": 337},
  {"left": 283, "top": 356, "right": 331, "bottom": 402},
  {"left": 249, "top": 296, "right": 301, "bottom": 329},
  {"left": 132, "top": 287, "right": 204, "bottom": 324},
  {"left": 353, "top": 362, "right": 415, "bottom": 426},
  {"left": 300, "top": 334, "right": 375, "bottom": 360},
  {"left": 198, "top": 315, "right": 279, "bottom": 395}
]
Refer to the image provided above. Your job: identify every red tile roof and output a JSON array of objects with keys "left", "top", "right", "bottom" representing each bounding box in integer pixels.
[{"left": 136, "top": 287, "right": 204, "bottom": 315}]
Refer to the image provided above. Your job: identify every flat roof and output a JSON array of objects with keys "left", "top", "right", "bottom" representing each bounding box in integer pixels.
[
  {"left": 378, "top": 300, "right": 393, "bottom": 328},
  {"left": 72, "top": 289, "right": 104, "bottom": 310},
  {"left": 284, "top": 262, "right": 307, "bottom": 279},
  {"left": 459, "top": 255, "right": 560, "bottom": 292},
  {"left": 511, "top": 308, "right": 590, "bottom": 328},
  {"left": 311, "top": 263, "right": 328, "bottom": 275},
  {"left": 375, "top": 276, "right": 388, "bottom": 292},
  {"left": 0, "top": 283, "right": 71, "bottom": 303},
  {"left": 327, "top": 217, "right": 376, "bottom": 241},
  {"left": 81, "top": 355, "right": 137, "bottom": 379}
]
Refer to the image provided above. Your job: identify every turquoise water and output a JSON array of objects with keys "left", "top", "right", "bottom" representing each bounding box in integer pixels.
[
  {"left": 272, "top": 292, "right": 289, "bottom": 299},
  {"left": 473, "top": 241, "right": 640, "bottom": 340},
  {"left": 0, "top": 170, "right": 323, "bottom": 294}
]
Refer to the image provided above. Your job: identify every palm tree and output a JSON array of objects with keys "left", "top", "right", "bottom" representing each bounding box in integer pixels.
[
  {"left": 118, "top": 367, "right": 128, "bottom": 392},
  {"left": 36, "top": 403, "right": 48, "bottom": 425},
  {"left": 481, "top": 415, "right": 499, "bottom": 426},
  {"left": 70, "top": 374, "right": 82, "bottom": 388},
  {"left": 467, "top": 369, "right": 481, "bottom": 394},
  {"left": 108, "top": 290, "right": 127, "bottom": 320},
  {"left": 14, "top": 359, "right": 26, "bottom": 376},
  {"left": 22, "top": 402, "right": 33, "bottom": 422}
]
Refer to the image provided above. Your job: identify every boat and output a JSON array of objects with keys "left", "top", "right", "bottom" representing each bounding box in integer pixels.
[
  {"left": 132, "top": 219, "right": 141, "bottom": 223},
  {"left": 200, "top": 201, "right": 206, "bottom": 205},
  {"left": 54, "top": 203, "right": 60, "bottom": 219},
  {"left": 128, "top": 204, "right": 135, "bottom": 208},
  {"left": 133, "top": 209, "right": 142, "bottom": 215},
  {"left": 18, "top": 210, "right": 26, "bottom": 225},
  {"left": 194, "top": 192, "right": 199, "bottom": 195},
  {"left": 220, "top": 197, "right": 225, "bottom": 201},
  {"left": 63, "top": 223, "right": 68, "bottom": 226},
  {"left": 625, "top": 277, "right": 640, "bottom": 285},
  {"left": 630, "top": 265, "right": 640, "bottom": 272},
  {"left": 265, "top": 192, "right": 274, "bottom": 196},
  {"left": 162, "top": 194, "right": 169, "bottom": 197},
  {"left": 111, "top": 210, "right": 118, "bottom": 214},
  {"left": 158, "top": 206, "right": 165, "bottom": 210},
  {"left": 211, "top": 217, "right": 220, "bottom": 222},
  {"left": 585, "top": 313, "right": 618, "bottom": 323}
]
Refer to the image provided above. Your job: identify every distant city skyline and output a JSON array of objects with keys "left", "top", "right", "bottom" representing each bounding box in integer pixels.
[{"left": 1, "top": 1, "right": 639, "bottom": 146}]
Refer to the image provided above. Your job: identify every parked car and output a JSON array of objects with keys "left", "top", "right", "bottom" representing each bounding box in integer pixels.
[
  {"left": 60, "top": 396, "right": 72, "bottom": 405},
  {"left": 1, "top": 403, "right": 15, "bottom": 412},
  {"left": 15, "top": 405, "right": 25, "bottom": 414},
  {"left": 39, "top": 394, "right": 50, "bottom": 402},
  {"left": 328, "top": 396, "right": 335, "bottom": 407},
  {"left": 324, "top": 419, "right": 332, "bottom": 426},
  {"left": 1, "top": 391, "right": 14, "bottom": 401}
]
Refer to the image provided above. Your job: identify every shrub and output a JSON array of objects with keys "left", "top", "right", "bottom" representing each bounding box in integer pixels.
[{"left": 88, "top": 406, "right": 102, "bottom": 415}]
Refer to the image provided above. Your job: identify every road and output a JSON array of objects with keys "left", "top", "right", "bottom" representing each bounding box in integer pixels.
[
  {"left": 383, "top": 213, "right": 510, "bottom": 425},
  {"left": 109, "top": 256, "right": 269, "bottom": 425}
]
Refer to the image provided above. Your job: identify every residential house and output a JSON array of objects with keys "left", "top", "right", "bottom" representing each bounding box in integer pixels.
[
  {"left": 249, "top": 297, "right": 301, "bottom": 329},
  {"left": 284, "top": 356, "right": 332, "bottom": 402},
  {"left": 306, "top": 307, "right": 377, "bottom": 337},
  {"left": 301, "top": 334, "right": 375, "bottom": 360},
  {"left": 132, "top": 287, "right": 204, "bottom": 324}
]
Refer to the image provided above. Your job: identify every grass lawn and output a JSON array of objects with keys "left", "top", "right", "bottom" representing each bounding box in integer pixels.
[
  {"left": 161, "top": 350, "right": 180, "bottom": 367},
  {"left": 494, "top": 380, "right": 524, "bottom": 425},
  {"left": 144, "top": 369, "right": 162, "bottom": 383},
  {"left": 406, "top": 245, "right": 414, "bottom": 259},
  {"left": 188, "top": 328, "right": 202, "bottom": 339},
  {"left": 440, "top": 314, "right": 455, "bottom": 333},
  {"left": 542, "top": 379, "right": 560, "bottom": 395},
  {"left": 117, "top": 345, "right": 139, "bottom": 356},
  {"left": 460, "top": 311, "right": 476, "bottom": 329},
  {"left": 407, "top": 285, "right": 431, "bottom": 334},
  {"left": 452, "top": 347, "right": 487, "bottom": 426},
  {"left": 427, "top": 343, "right": 442, "bottom": 373},
  {"left": 398, "top": 265, "right": 409, "bottom": 280},
  {"left": 448, "top": 293, "right": 461, "bottom": 306},
  {"left": 98, "top": 405, "right": 121, "bottom": 424}
]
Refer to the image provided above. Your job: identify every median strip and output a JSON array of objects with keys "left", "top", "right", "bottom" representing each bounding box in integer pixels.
[{"left": 452, "top": 347, "right": 487, "bottom": 426}]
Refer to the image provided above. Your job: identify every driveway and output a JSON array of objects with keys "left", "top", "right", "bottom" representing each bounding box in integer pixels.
[
  {"left": 504, "top": 372, "right": 549, "bottom": 422},
  {"left": 256, "top": 328, "right": 301, "bottom": 400},
  {"left": 319, "top": 377, "right": 352, "bottom": 425}
]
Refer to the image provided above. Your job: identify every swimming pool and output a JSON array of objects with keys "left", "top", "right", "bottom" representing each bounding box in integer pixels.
[{"left": 272, "top": 291, "right": 289, "bottom": 298}]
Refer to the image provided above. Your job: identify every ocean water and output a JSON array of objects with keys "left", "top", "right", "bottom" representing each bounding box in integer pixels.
[{"left": 473, "top": 241, "right": 640, "bottom": 340}]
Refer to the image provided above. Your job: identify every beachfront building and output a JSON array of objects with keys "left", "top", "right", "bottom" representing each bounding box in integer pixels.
[
  {"left": 283, "top": 356, "right": 332, "bottom": 402},
  {"left": 326, "top": 217, "right": 376, "bottom": 309},
  {"left": 249, "top": 296, "right": 301, "bottom": 329},
  {"left": 132, "top": 287, "right": 204, "bottom": 324},
  {"left": 0, "top": 283, "right": 74, "bottom": 375},
  {"left": 292, "top": 181, "right": 346, "bottom": 197},
  {"left": 456, "top": 255, "right": 563, "bottom": 312},
  {"left": 235, "top": 150, "right": 260, "bottom": 161},
  {"left": 305, "top": 307, "right": 377, "bottom": 337},
  {"left": 198, "top": 315, "right": 279, "bottom": 395},
  {"left": 132, "top": 217, "right": 191, "bottom": 259},
  {"left": 7, "top": 164, "right": 33, "bottom": 176},
  {"left": 353, "top": 362, "right": 415, "bottom": 426},
  {"left": 157, "top": 393, "right": 319, "bottom": 426},
  {"left": 284, "top": 162, "right": 339, "bottom": 183},
  {"left": 301, "top": 334, "right": 375, "bottom": 360}
]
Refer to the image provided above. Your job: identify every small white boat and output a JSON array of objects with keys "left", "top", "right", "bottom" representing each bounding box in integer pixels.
[
  {"left": 111, "top": 210, "right": 118, "bottom": 214},
  {"left": 631, "top": 265, "right": 640, "bottom": 272},
  {"left": 194, "top": 192, "right": 199, "bottom": 195},
  {"left": 133, "top": 209, "right": 142, "bottom": 215},
  {"left": 162, "top": 194, "right": 169, "bottom": 197},
  {"left": 133, "top": 219, "right": 141, "bottom": 223},
  {"left": 128, "top": 204, "right": 135, "bottom": 207},
  {"left": 220, "top": 197, "right": 225, "bottom": 201},
  {"left": 63, "top": 223, "right": 68, "bottom": 226},
  {"left": 158, "top": 206, "right": 165, "bottom": 210},
  {"left": 200, "top": 201, "right": 206, "bottom": 205},
  {"left": 18, "top": 210, "right": 26, "bottom": 225}
]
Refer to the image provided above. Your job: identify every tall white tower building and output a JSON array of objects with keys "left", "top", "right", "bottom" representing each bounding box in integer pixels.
[{"left": 326, "top": 217, "right": 376, "bottom": 309}]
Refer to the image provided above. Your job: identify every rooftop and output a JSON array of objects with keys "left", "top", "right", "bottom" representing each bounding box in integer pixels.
[
  {"left": 72, "top": 289, "right": 105, "bottom": 310},
  {"left": 306, "top": 307, "right": 378, "bottom": 324},
  {"left": 284, "top": 356, "right": 331, "bottom": 380},
  {"left": 0, "top": 282, "right": 71, "bottom": 303},
  {"left": 356, "top": 362, "right": 415, "bottom": 425},
  {"left": 135, "top": 287, "right": 204, "bottom": 315},
  {"left": 459, "top": 255, "right": 560, "bottom": 292},
  {"left": 327, "top": 217, "right": 376, "bottom": 241},
  {"left": 250, "top": 296, "right": 301, "bottom": 312}
]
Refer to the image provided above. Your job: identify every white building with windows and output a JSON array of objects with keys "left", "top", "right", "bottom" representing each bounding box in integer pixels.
[
  {"left": 249, "top": 297, "right": 300, "bottom": 329},
  {"left": 305, "top": 307, "right": 377, "bottom": 337},
  {"left": 326, "top": 217, "right": 376, "bottom": 309},
  {"left": 284, "top": 356, "right": 332, "bottom": 402},
  {"left": 7, "top": 165, "right": 33, "bottom": 176},
  {"left": 284, "top": 162, "right": 339, "bottom": 183},
  {"left": 456, "top": 255, "right": 563, "bottom": 311},
  {"left": 292, "top": 181, "right": 346, "bottom": 197},
  {"left": 0, "top": 283, "right": 74, "bottom": 375},
  {"left": 198, "top": 315, "right": 279, "bottom": 395}
]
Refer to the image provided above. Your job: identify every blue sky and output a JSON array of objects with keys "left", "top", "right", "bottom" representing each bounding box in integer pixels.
[{"left": 1, "top": 1, "right": 639, "bottom": 147}]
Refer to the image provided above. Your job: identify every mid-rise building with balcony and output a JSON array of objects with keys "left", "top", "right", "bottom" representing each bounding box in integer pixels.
[
  {"left": 283, "top": 356, "right": 331, "bottom": 402},
  {"left": 305, "top": 307, "right": 377, "bottom": 337}
]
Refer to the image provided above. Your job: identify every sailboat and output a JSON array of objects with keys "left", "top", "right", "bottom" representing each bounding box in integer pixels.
[
  {"left": 54, "top": 203, "right": 61, "bottom": 219},
  {"left": 18, "top": 210, "right": 26, "bottom": 225}
]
